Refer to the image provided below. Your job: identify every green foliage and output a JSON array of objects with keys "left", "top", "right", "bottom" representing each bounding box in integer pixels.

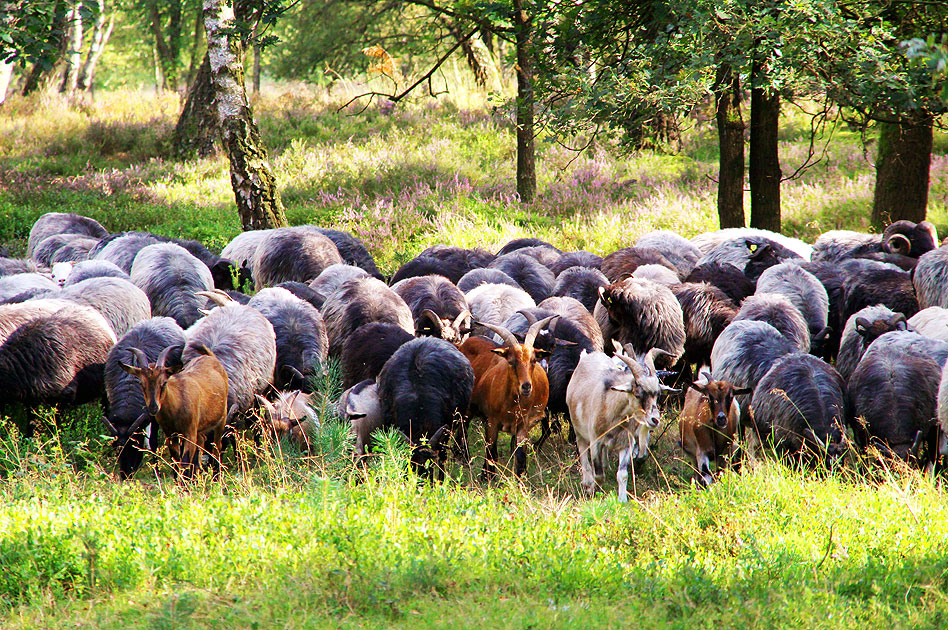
[{"left": 0, "top": 1, "right": 100, "bottom": 69}]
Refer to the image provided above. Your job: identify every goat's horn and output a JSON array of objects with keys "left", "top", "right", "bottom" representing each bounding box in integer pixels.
[
  {"left": 616, "top": 352, "right": 647, "bottom": 380},
  {"left": 524, "top": 315, "right": 558, "bottom": 349},
  {"left": 128, "top": 347, "right": 151, "bottom": 369},
  {"left": 283, "top": 364, "right": 306, "bottom": 386},
  {"left": 806, "top": 428, "right": 826, "bottom": 451},
  {"left": 517, "top": 309, "right": 538, "bottom": 326},
  {"left": 195, "top": 289, "right": 234, "bottom": 307},
  {"left": 421, "top": 309, "right": 444, "bottom": 333},
  {"left": 155, "top": 345, "right": 176, "bottom": 369},
  {"left": 643, "top": 347, "right": 674, "bottom": 375},
  {"left": 101, "top": 416, "right": 117, "bottom": 436},
  {"left": 428, "top": 425, "right": 448, "bottom": 450},
  {"left": 480, "top": 322, "right": 520, "bottom": 348},
  {"left": 910, "top": 429, "right": 925, "bottom": 457}
]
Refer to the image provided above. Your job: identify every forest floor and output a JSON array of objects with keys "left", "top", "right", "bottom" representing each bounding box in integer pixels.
[{"left": 1, "top": 87, "right": 948, "bottom": 628}]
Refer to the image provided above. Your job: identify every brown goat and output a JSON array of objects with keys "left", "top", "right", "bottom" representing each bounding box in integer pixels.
[
  {"left": 678, "top": 370, "right": 750, "bottom": 487},
  {"left": 120, "top": 343, "right": 229, "bottom": 479},
  {"left": 465, "top": 315, "right": 556, "bottom": 477}
]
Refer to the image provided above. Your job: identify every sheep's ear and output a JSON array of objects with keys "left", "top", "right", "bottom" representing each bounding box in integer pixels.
[
  {"left": 119, "top": 362, "right": 142, "bottom": 376},
  {"left": 610, "top": 381, "right": 634, "bottom": 392}
]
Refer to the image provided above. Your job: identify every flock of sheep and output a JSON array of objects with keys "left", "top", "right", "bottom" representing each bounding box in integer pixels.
[{"left": 2, "top": 212, "right": 948, "bottom": 498}]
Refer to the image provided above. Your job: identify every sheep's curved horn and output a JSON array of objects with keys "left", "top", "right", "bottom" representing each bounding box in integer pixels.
[
  {"left": 282, "top": 364, "right": 307, "bottom": 387},
  {"left": 884, "top": 233, "right": 911, "bottom": 256},
  {"left": 453, "top": 309, "right": 471, "bottom": 330},
  {"left": 128, "top": 347, "right": 151, "bottom": 369},
  {"left": 421, "top": 309, "right": 444, "bottom": 334},
  {"left": 805, "top": 428, "right": 826, "bottom": 451},
  {"left": 195, "top": 289, "right": 235, "bottom": 307},
  {"left": 887, "top": 312, "right": 906, "bottom": 326},
  {"left": 428, "top": 425, "right": 448, "bottom": 450},
  {"left": 910, "top": 429, "right": 925, "bottom": 457},
  {"left": 480, "top": 322, "right": 520, "bottom": 348},
  {"left": 101, "top": 416, "right": 117, "bottom": 436},
  {"left": 524, "top": 315, "right": 558, "bottom": 349}
]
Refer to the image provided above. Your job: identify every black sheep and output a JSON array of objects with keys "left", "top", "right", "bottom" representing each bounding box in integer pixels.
[
  {"left": 391, "top": 245, "right": 495, "bottom": 285},
  {"left": 552, "top": 266, "right": 609, "bottom": 314},
  {"left": 312, "top": 227, "right": 384, "bottom": 279},
  {"left": 684, "top": 262, "right": 755, "bottom": 305},
  {"left": 489, "top": 252, "right": 555, "bottom": 303},
  {"left": 549, "top": 250, "right": 603, "bottom": 276},
  {"left": 600, "top": 247, "right": 678, "bottom": 283},
  {"left": 340, "top": 322, "right": 414, "bottom": 389}
]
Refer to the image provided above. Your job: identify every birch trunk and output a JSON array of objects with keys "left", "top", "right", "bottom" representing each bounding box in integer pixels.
[
  {"left": 59, "top": 1, "right": 82, "bottom": 94},
  {"left": 203, "top": 0, "right": 287, "bottom": 230},
  {"left": 78, "top": 1, "right": 114, "bottom": 92}
]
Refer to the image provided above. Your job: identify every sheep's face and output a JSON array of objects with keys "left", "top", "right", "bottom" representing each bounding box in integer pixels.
[{"left": 854, "top": 314, "right": 906, "bottom": 344}]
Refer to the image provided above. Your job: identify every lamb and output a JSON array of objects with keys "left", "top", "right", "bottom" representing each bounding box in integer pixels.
[
  {"left": 552, "top": 266, "right": 609, "bottom": 314},
  {"left": 567, "top": 345, "right": 676, "bottom": 501},
  {"left": 378, "top": 337, "right": 475, "bottom": 476},
  {"left": 679, "top": 370, "right": 749, "bottom": 486},
  {"left": 749, "top": 353, "right": 848, "bottom": 465},
  {"left": 102, "top": 317, "right": 186, "bottom": 479},
  {"left": 27, "top": 212, "right": 109, "bottom": 258},
  {"left": 251, "top": 226, "right": 342, "bottom": 289},
  {"left": 182, "top": 300, "right": 277, "bottom": 414},
  {"left": 130, "top": 242, "right": 214, "bottom": 329},
  {"left": 248, "top": 287, "right": 328, "bottom": 391},
  {"left": 321, "top": 276, "right": 414, "bottom": 357},
  {"left": 489, "top": 252, "right": 556, "bottom": 302},
  {"left": 733, "top": 293, "right": 811, "bottom": 353},
  {"left": 594, "top": 277, "right": 685, "bottom": 368},
  {"left": 120, "top": 344, "right": 228, "bottom": 479},
  {"left": 340, "top": 322, "right": 414, "bottom": 389}
]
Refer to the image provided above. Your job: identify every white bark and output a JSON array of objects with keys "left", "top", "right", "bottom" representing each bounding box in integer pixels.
[
  {"left": 60, "top": 1, "right": 83, "bottom": 93},
  {"left": 0, "top": 61, "right": 11, "bottom": 104},
  {"left": 78, "top": 1, "right": 114, "bottom": 91}
]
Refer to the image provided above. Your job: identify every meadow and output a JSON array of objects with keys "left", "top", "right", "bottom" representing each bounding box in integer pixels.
[{"left": 1, "top": 85, "right": 948, "bottom": 628}]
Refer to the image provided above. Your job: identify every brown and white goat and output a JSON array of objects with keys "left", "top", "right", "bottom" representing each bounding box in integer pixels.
[
  {"left": 566, "top": 343, "right": 677, "bottom": 502},
  {"left": 256, "top": 390, "right": 318, "bottom": 452},
  {"left": 120, "top": 343, "right": 229, "bottom": 479},
  {"left": 679, "top": 370, "right": 750, "bottom": 487},
  {"left": 462, "top": 315, "right": 556, "bottom": 477}
]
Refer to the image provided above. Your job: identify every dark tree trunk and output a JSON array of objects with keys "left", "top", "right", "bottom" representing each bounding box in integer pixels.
[
  {"left": 512, "top": 0, "right": 535, "bottom": 204},
  {"left": 185, "top": 2, "right": 204, "bottom": 87},
  {"left": 204, "top": 0, "right": 287, "bottom": 231},
  {"left": 749, "top": 64, "right": 781, "bottom": 233},
  {"left": 252, "top": 40, "right": 261, "bottom": 94},
  {"left": 151, "top": 0, "right": 183, "bottom": 90},
  {"left": 173, "top": 53, "right": 219, "bottom": 158},
  {"left": 714, "top": 64, "right": 745, "bottom": 228},
  {"left": 871, "top": 117, "right": 933, "bottom": 228},
  {"left": 21, "top": 0, "right": 69, "bottom": 96}
]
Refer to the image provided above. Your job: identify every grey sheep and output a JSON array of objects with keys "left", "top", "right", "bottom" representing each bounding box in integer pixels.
[
  {"left": 549, "top": 251, "right": 603, "bottom": 276},
  {"left": 600, "top": 247, "right": 678, "bottom": 283},
  {"left": 506, "top": 245, "right": 562, "bottom": 269},
  {"left": 27, "top": 212, "right": 109, "bottom": 258},
  {"left": 221, "top": 229, "right": 271, "bottom": 271},
  {"left": 183, "top": 300, "right": 277, "bottom": 413},
  {"left": 836, "top": 305, "right": 906, "bottom": 383},
  {"left": 56, "top": 276, "right": 152, "bottom": 338},
  {"left": 130, "top": 243, "right": 214, "bottom": 329},
  {"left": 321, "top": 276, "right": 414, "bottom": 358},
  {"left": 913, "top": 247, "right": 948, "bottom": 310},
  {"left": 93, "top": 232, "right": 163, "bottom": 273},
  {"left": 755, "top": 262, "right": 829, "bottom": 343},
  {"left": 0, "top": 258, "right": 42, "bottom": 277},
  {"left": 103, "top": 317, "right": 186, "bottom": 479},
  {"left": 252, "top": 227, "right": 342, "bottom": 289},
  {"left": 635, "top": 230, "right": 702, "bottom": 276},
  {"left": 497, "top": 237, "right": 560, "bottom": 256},
  {"left": 457, "top": 268, "right": 521, "bottom": 293},
  {"left": 0, "top": 273, "right": 58, "bottom": 302},
  {"left": 749, "top": 353, "right": 848, "bottom": 464},
  {"left": 537, "top": 295, "right": 603, "bottom": 351},
  {"left": 908, "top": 307, "right": 948, "bottom": 342},
  {"left": 594, "top": 277, "right": 685, "bottom": 368},
  {"left": 63, "top": 260, "right": 130, "bottom": 287},
  {"left": 465, "top": 282, "right": 536, "bottom": 337},
  {"left": 311, "top": 227, "right": 383, "bottom": 279},
  {"left": 552, "top": 266, "right": 609, "bottom": 314},
  {"left": 710, "top": 320, "right": 797, "bottom": 422},
  {"left": 489, "top": 252, "right": 555, "bottom": 302},
  {"left": 32, "top": 233, "right": 99, "bottom": 266},
  {"left": 632, "top": 264, "right": 680, "bottom": 285},
  {"left": 670, "top": 281, "right": 738, "bottom": 374},
  {"left": 691, "top": 228, "right": 813, "bottom": 260},
  {"left": 734, "top": 293, "right": 811, "bottom": 353},
  {"left": 308, "top": 264, "right": 370, "bottom": 307},
  {"left": 247, "top": 287, "right": 328, "bottom": 391},
  {"left": 839, "top": 259, "right": 918, "bottom": 324},
  {"left": 390, "top": 245, "right": 495, "bottom": 285}
]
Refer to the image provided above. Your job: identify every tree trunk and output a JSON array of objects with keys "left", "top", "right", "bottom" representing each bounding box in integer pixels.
[
  {"left": 0, "top": 61, "right": 12, "bottom": 105},
  {"left": 77, "top": 2, "right": 114, "bottom": 92},
  {"left": 203, "top": 0, "right": 287, "bottom": 230},
  {"left": 252, "top": 40, "right": 261, "bottom": 95},
  {"left": 186, "top": 2, "right": 204, "bottom": 86},
  {"left": 21, "top": 1, "right": 69, "bottom": 96},
  {"left": 151, "top": 1, "right": 183, "bottom": 90},
  {"left": 714, "top": 63, "right": 745, "bottom": 228},
  {"left": 173, "top": 53, "right": 219, "bottom": 158},
  {"left": 59, "top": 1, "right": 83, "bottom": 93},
  {"left": 871, "top": 117, "right": 933, "bottom": 228},
  {"left": 749, "top": 62, "right": 781, "bottom": 233},
  {"left": 512, "top": 0, "right": 535, "bottom": 204}
]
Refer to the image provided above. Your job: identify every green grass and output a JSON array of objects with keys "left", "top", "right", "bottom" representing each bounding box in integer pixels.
[{"left": 2, "top": 87, "right": 948, "bottom": 627}]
